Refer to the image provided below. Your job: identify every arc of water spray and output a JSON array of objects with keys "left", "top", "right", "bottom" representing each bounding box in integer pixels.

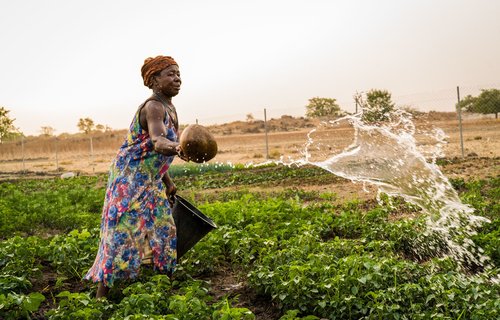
[{"left": 294, "top": 111, "right": 491, "bottom": 272}]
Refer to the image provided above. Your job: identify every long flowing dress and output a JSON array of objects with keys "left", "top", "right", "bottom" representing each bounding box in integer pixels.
[{"left": 84, "top": 96, "right": 178, "bottom": 287}]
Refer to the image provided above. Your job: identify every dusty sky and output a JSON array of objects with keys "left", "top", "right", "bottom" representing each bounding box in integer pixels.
[{"left": 1, "top": 0, "right": 499, "bottom": 135}]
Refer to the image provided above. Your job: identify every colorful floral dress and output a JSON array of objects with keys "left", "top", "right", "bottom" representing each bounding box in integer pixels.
[{"left": 84, "top": 96, "right": 178, "bottom": 287}]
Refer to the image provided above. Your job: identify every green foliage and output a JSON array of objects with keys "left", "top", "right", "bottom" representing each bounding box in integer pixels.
[
  {"left": 0, "top": 166, "right": 498, "bottom": 319},
  {"left": 279, "top": 309, "right": 320, "bottom": 319},
  {"left": 47, "top": 229, "right": 100, "bottom": 279},
  {"left": 0, "top": 292, "right": 45, "bottom": 320},
  {"left": 0, "top": 275, "right": 32, "bottom": 294},
  {"left": 454, "top": 177, "right": 500, "bottom": 266},
  {"left": 305, "top": 97, "right": 344, "bottom": 118},
  {"left": 174, "top": 164, "right": 331, "bottom": 190},
  {"left": 164, "top": 282, "right": 211, "bottom": 319},
  {"left": 45, "top": 291, "right": 113, "bottom": 319},
  {"left": 0, "top": 107, "right": 20, "bottom": 143},
  {"left": 168, "top": 162, "right": 245, "bottom": 178},
  {"left": 457, "top": 88, "right": 500, "bottom": 118},
  {"left": 0, "top": 236, "right": 46, "bottom": 281},
  {"left": 109, "top": 276, "right": 252, "bottom": 319},
  {"left": 212, "top": 298, "right": 255, "bottom": 319},
  {"left": 361, "top": 89, "right": 396, "bottom": 123},
  {"left": 0, "top": 176, "right": 104, "bottom": 236}
]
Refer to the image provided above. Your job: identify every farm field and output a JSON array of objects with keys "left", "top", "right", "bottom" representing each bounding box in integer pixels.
[
  {"left": 0, "top": 114, "right": 499, "bottom": 177},
  {"left": 0, "top": 160, "right": 499, "bottom": 319}
]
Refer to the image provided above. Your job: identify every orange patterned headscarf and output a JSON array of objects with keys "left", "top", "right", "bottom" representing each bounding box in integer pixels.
[{"left": 141, "top": 56, "right": 178, "bottom": 89}]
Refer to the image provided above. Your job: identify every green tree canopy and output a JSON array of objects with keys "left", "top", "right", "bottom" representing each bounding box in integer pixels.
[
  {"left": 0, "top": 107, "right": 19, "bottom": 143},
  {"left": 361, "top": 89, "right": 395, "bottom": 123},
  {"left": 77, "top": 117, "right": 95, "bottom": 134},
  {"left": 305, "top": 97, "right": 343, "bottom": 118},
  {"left": 457, "top": 89, "right": 500, "bottom": 119}
]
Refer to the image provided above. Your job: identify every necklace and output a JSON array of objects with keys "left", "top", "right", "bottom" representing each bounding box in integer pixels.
[{"left": 154, "top": 92, "right": 179, "bottom": 130}]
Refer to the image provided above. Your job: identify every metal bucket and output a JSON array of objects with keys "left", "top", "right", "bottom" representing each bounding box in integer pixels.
[{"left": 172, "top": 195, "right": 217, "bottom": 259}]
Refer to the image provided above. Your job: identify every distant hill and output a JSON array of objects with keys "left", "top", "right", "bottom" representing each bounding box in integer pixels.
[
  {"left": 28, "top": 111, "right": 461, "bottom": 139},
  {"left": 202, "top": 111, "right": 460, "bottom": 135},
  {"left": 204, "top": 115, "right": 318, "bottom": 135}
]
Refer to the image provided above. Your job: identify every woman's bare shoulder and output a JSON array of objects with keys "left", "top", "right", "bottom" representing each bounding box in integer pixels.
[{"left": 140, "top": 99, "right": 165, "bottom": 128}]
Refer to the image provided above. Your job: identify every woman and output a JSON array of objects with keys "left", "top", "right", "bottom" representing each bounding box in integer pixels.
[{"left": 84, "top": 55, "right": 187, "bottom": 298}]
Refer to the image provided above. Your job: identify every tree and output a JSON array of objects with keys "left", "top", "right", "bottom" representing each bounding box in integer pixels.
[
  {"left": 40, "top": 126, "right": 55, "bottom": 137},
  {"left": 361, "top": 89, "right": 395, "bottom": 123},
  {"left": 95, "top": 124, "right": 105, "bottom": 132},
  {"left": 77, "top": 117, "right": 95, "bottom": 134},
  {"left": 305, "top": 97, "right": 343, "bottom": 118},
  {"left": 0, "top": 107, "right": 19, "bottom": 143},
  {"left": 457, "top": 89, "right": 500, "bottom": 119},
  {"left": 246, "top": 113, "right": 255, "bottom": 123},
  {"left": 400, "top": 105, "right": 422, "bottom": 116}
]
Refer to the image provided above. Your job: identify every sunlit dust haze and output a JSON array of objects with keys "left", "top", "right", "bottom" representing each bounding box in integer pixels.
[{"left": 1, "top": 0, "right": 500, "bottom": 136}]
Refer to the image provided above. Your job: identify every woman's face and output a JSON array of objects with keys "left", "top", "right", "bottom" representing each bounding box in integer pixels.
[{"left": 154, "top": 65, "right": 181, "bottom": 97}]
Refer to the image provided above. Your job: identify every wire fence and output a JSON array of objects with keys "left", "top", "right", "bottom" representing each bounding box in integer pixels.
[
  {"left": 188, "top": 84, "right": 499, "bottom": 125},
  {"left": 0, "top": 85, "right": 498, "bottom": 176}
]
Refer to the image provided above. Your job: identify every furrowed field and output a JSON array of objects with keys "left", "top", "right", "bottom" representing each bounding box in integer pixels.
[{"left": 0, "top": 160, "right": 499, "bottom": 319}]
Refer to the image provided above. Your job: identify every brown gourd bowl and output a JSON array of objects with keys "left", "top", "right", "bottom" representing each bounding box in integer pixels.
[{"left": 179, "top": 124, "right": 218, "bottom": 163}]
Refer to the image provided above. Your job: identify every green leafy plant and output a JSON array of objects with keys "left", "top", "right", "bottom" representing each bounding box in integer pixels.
[
  {"left": 212, "top": 298, "right": 255, "bottom": 319},
  {"left": 0, "top": 292, "right": 45, "bottom": 320},
  {"left": 47, "top": 229, "right": 100, "bottom": 279},
  {"left": 46, "top": 291, "right": 113, "bottom": 319},
  {"left": 0, "top": 167, "right": 498, "bottom": 319}
]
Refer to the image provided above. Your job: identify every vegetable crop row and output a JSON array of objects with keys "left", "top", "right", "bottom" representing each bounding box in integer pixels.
[{"left": 0, "top": 168, "right": 498, "bottom": 319}]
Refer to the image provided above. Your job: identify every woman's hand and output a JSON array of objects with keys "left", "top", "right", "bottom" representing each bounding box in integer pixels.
[
  {"left": 162, "top": 173, "right": 177, "bottom": 206},
  {"left": 165, "top": 183, "right": 177, "bottom": 207},
  {"left": 175, "top": 145, "right": 190, "bottom": 162}
]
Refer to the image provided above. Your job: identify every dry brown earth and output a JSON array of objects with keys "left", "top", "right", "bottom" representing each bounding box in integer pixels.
[{"left": 0, "top": 113, "right": 498, "bottom": 181}]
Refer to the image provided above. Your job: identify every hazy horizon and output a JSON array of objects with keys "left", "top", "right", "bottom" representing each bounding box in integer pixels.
[{"left": 1, "top": 0, "right": 500, "bottom": 136}]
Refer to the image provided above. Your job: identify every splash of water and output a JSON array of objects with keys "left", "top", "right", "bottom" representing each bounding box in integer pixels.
[{"left": 290, "top": 110, "right": 491, "bottom": 270}]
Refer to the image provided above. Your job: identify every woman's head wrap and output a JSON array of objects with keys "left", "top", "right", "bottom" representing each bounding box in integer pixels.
[{"left": 141, "top": 56, "right": 178, "bottom": 89}]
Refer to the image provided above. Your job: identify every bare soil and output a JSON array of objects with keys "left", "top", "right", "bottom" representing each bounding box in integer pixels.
[
  {"left": 1, "top": 113, "right": 498, "bottom": 178},
  {"left": 1, "top": 115, "right": 498, "bottom": 207},
  {"left": 202, "top": 266, "right": 282, "bottom": 320}
]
